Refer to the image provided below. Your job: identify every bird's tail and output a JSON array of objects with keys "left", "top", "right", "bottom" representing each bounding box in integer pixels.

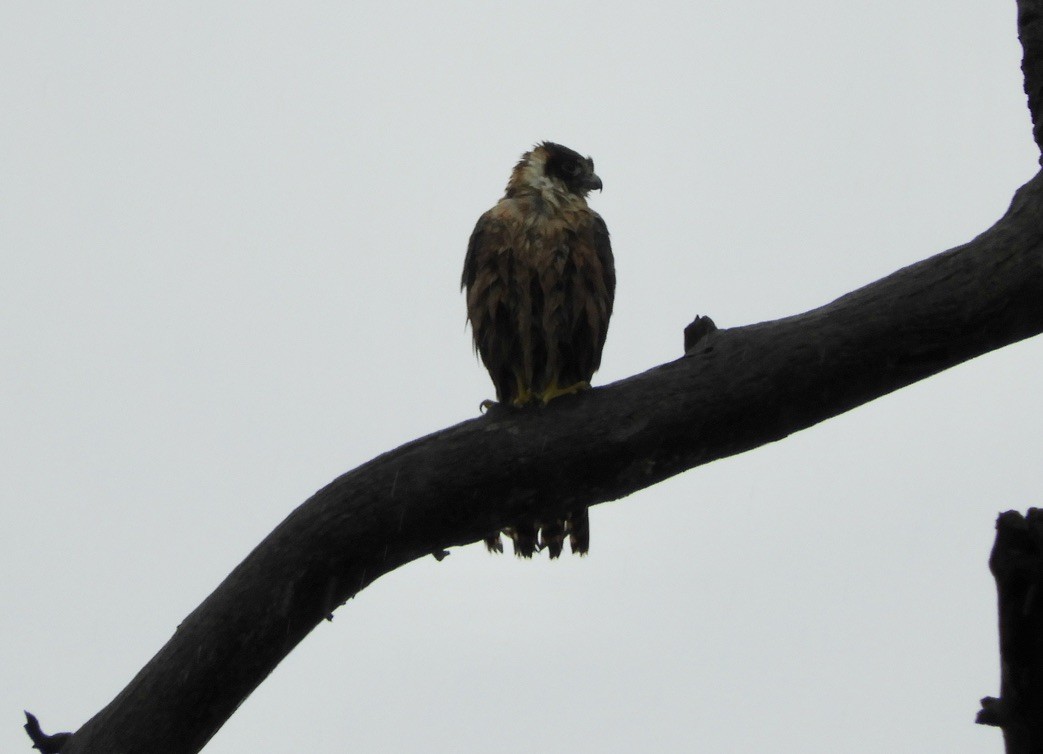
[
  {"left": 509, "top": 522, "right": 539, "bottom": 558},
  {"left": 484, "top": 533, "right": 504, "bottom": 553},
  {"left": 566, "top": 508, "right": 590, "bottom": 555},
  {"left": 483, "top": 509, "right": 589, "bottom": 557},
  {"left": 540, "top": 517, "right": 566, "bottom": 558}
]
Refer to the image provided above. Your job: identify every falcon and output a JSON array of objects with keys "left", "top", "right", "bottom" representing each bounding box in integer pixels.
[{"left": 462, "top": 142, "right": 615, "bottom": 558}]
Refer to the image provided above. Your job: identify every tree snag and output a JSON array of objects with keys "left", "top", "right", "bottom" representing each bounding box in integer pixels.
[{"left": 978, "top": 510, "right": 1043, "bottom": 754}]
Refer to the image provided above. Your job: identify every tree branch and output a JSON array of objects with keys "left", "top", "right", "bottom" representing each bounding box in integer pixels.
[
  {"left": 53, "top": 167, "right": 1043, "bottom": 754},
  {"left": 38, "top": 3, "right": 1043, "bottom": 752},
  {"left": 23, "top": 712, "right": 71, "bottom": 754}
]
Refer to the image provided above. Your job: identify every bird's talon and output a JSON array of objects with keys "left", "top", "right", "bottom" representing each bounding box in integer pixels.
[{"left": 540, "top": 380, "right": 591, "bottom": 404}]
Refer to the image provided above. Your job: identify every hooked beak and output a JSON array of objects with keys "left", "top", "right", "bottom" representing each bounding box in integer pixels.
[{"left": 584, "top": 172, "right": 603, "bottom": 192}]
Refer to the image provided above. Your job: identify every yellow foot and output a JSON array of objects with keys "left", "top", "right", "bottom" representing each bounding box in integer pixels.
[
  {"left": 510, "top": 378, "right": 534, "bottom": 407},
  {"left": 540, "top": 380, "right": 591, "bottom": 404}
]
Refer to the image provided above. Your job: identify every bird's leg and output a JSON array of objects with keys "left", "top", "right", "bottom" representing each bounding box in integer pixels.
[
  {"left": 511, "top": 376, "right": 534, "bottom": 407},
  {"left": 540, "top": 380, "right": 591, "bottom": 404}
]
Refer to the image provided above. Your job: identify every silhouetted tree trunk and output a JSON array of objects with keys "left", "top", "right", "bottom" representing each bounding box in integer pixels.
[
  {"left": 28, "top": 3, "right": 1043, "bottom": 752},
  {"left": 978, "top": 510, "right": 1043, "bottom": 754}
]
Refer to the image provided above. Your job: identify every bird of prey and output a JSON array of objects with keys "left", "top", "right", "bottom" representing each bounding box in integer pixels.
[{"left": 462, "top": 142, "right": 615, "bottom": 558}]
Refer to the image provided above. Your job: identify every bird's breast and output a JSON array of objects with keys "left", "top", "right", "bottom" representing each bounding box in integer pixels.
[{"left": 490, "top": 197, "right": 589, "bottom": 265}]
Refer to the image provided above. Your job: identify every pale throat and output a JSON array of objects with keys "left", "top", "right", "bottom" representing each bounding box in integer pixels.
[{"left": 513, "top": 156, "right": 586, "bottom": 211}]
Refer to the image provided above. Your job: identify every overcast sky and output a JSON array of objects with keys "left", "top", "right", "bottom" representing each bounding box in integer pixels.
[{"left": 3, "top": 2, "right": 1040, "bottom": 752}]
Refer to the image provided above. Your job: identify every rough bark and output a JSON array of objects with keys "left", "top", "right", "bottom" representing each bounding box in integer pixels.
[
  {"left": 1021, "top": 0, "right": 1043, "bottom": 156},
  {"left": 31, "top": 2, "right": 1043, "bottom": 752},
  {"left": 978, "top": 510, "right": 1043, "bottom": 754},
  {"left": 974, "top": 4, "right": 1043, "bottom": 748}
]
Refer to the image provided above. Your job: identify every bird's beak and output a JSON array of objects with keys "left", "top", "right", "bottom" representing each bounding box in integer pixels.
[{"left": 585, "top": 173, "right": 603, "bottom": 192}]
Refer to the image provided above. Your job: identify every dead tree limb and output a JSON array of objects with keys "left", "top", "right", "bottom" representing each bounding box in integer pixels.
[
  {"left": 23, "top": 713, "right": 71, "bottom": 754},
  {"left": 51, "top": 170, "right": 1043, "bottom": 754},
  {"left": 978, "top": 510, "right": 1043, "bottom": 754},
  {"left": 33, "top": 1, "right": 1043, "bottom": 752}
]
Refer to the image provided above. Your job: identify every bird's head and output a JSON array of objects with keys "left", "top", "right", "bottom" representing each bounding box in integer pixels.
[{"left": 506, "top": 142, "right": 602, "bottom": 200}]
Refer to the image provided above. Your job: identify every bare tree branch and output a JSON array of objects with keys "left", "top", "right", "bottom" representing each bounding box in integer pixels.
[
  {"left": 51, "top": 172, "right": 1043, "bottom": 754},
  {"left": 23, "top": 712, "right": 71, "bottom": 754},
  {"left": 31, "top": 2, "right": 1043, "bottom": 753}
]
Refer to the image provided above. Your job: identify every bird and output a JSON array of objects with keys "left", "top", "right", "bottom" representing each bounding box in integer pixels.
[{"left": 462, "top": 142, "right": 615, "bottom": 558}]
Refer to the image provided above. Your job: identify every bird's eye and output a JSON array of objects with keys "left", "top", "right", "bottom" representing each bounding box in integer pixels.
[{"left": 566, "top": 162, "right": 581, "bottom": 176}]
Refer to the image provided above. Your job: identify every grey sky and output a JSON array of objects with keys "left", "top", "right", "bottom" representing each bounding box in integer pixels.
[{"left": 3, "top": 2, "right": 1038, "bottom": 752}]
